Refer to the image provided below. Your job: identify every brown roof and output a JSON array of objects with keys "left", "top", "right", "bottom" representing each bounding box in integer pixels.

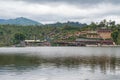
[{"left": 97, "top": 29, "right": 112, "bottom": 32}]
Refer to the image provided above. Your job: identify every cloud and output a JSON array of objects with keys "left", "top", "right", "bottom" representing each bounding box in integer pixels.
[
  {"left": 0, "top": 0, "right": 120, "bottom": 24},
  {"left": 15, "top": 0, "right": 120, "bottom": 5}
]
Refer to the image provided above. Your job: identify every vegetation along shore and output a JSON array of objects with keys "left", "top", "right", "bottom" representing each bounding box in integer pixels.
[{"left": 0, "top": 18, "right": 120, "bottom": 47}]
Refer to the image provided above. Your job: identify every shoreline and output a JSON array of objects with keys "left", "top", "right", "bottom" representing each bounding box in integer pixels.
[
  {"left": 0, "top": 45, "right": 120, "bottom": 48},
  {"left": 86, "top": 45, "right": 120, "bottom": 47}
]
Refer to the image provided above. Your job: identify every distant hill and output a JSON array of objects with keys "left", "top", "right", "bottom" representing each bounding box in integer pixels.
[
  {"left": 0, "top": 17, "right": 42, "bottom": 26},
  {"left": 45, "top": 21, "right": 87, "bottom": 27}
]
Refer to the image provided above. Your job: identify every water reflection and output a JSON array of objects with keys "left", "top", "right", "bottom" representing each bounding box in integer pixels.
[{"left": 0, "top": 54, "right": 120, "bottom": 73}]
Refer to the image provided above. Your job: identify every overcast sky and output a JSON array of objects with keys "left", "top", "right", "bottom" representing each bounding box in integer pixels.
[{"left": 0, "top": 0, "right": 120, "bottom": 24}]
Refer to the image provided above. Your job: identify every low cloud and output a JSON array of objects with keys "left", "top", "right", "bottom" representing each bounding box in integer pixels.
[
  {"left": 0, "top": 0, "right": 120, "bottom": 24},
  {"left": 15, "top": 0, "right": 120, "bottom": 5}
]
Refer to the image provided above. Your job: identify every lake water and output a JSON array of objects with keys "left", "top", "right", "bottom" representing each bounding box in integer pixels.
[{"left": 0, "top": 47, "right": 120, "bottom": 80}]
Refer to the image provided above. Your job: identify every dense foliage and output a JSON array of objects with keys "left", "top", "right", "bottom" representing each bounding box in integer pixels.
[
  {"left": 0, "top": 24, "right": 81, "bottom": 46},
  {"left": 0, "top": 19, "right": 120, "bottom": 46},
  {"left": 14, "top": 33, "right": 26, "bottom": 44}
]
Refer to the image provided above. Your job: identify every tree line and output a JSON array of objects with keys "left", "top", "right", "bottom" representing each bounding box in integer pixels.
[{"left": 0, "top": 19, "right": 120, "bottom": 46}]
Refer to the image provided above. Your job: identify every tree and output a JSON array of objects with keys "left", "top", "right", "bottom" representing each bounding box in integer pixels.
[
  {"left": 98, "top": 19, "right": 109, "bottom": 28},
  {"left": 117, "top": 33, "right": 120, "bottom": 44},
  {"left": 109, "top": 21, "right": 115, "bottom": 26},
  {"left": 90, "top": 22, "right": 97, "bottom": 30},
  {"left": 14, "top": 33, "right": 25, "bottom": 44},
  {"left": 111, "top": 31, "right": 119, "bottom": 44}
]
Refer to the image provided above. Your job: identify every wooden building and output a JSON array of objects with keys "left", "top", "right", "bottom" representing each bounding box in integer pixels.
[
  {"left": 76, "top": 38, "right": 101, "bottom": 46},
  {"left": 24, "top": 40, "right": 51, "bottom": 46},
  {"left": 87, "top": 31, "right": 100, "bottom": 39},
  {"left": 97, "top": 29, "right": 112, "bottom": 39},
  {"left": 76, "top": 38, "right": 114, "bottom": 46}
]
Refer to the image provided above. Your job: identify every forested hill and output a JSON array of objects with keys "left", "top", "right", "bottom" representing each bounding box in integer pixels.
[
  {"left": 0, "top": 19, "right": 120, "bottom": 46},
  {"left": 45, "top": 21, "right": 87, "bottom": 27},
  {"left": 0, "top": 17, "right": 87, "bottom": 27},
  {"left": 0, "top": 17, "right": 42, "bottom": 26}
]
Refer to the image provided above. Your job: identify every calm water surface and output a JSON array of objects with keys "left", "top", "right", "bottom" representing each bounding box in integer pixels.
[{"left": 0, "top": 47, "right": 120, "bottom": 80}]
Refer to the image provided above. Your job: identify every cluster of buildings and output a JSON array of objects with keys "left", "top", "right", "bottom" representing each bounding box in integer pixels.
[
  {"left": 18, "top": 40, "right": 51, "bottom": 47},
  {"left": 18, "top": 29, "right": 114, "bottom": 47},
  {"left": 74, "top": 29, "right": 112, "bottom": 39},
  {"left": 76, "top": 29, "right": 114, "bottom": 46},
  {"left": 55, "top": 29, "right": 115, "bottom": 46}
]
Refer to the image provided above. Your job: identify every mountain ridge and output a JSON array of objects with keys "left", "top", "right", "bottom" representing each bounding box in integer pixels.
[
  {"left": 45, "top": 21, "right": 87, "bottom": 27},
  {"left": 0, "top": 17, "right": 42, "bottom": 26},
  {"left": 0, "top": 17, "right": 87, "bottom": 27}
]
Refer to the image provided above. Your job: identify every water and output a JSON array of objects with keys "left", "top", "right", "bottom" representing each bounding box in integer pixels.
[{"left": 0, "top": 47, "right": 120, "bottom": 80}]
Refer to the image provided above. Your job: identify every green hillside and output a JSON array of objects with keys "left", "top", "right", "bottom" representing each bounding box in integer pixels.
[
  {"left": 0, "top": 17, "right": 42, "bottom": 26},
  {"left": 0, "top": 19, "right": 120, "bottom": 46}
]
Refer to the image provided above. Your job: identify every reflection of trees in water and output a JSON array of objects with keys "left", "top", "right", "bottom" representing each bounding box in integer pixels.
[{"left": 0, "top": 54, "right": 119, "bottom": 73}]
